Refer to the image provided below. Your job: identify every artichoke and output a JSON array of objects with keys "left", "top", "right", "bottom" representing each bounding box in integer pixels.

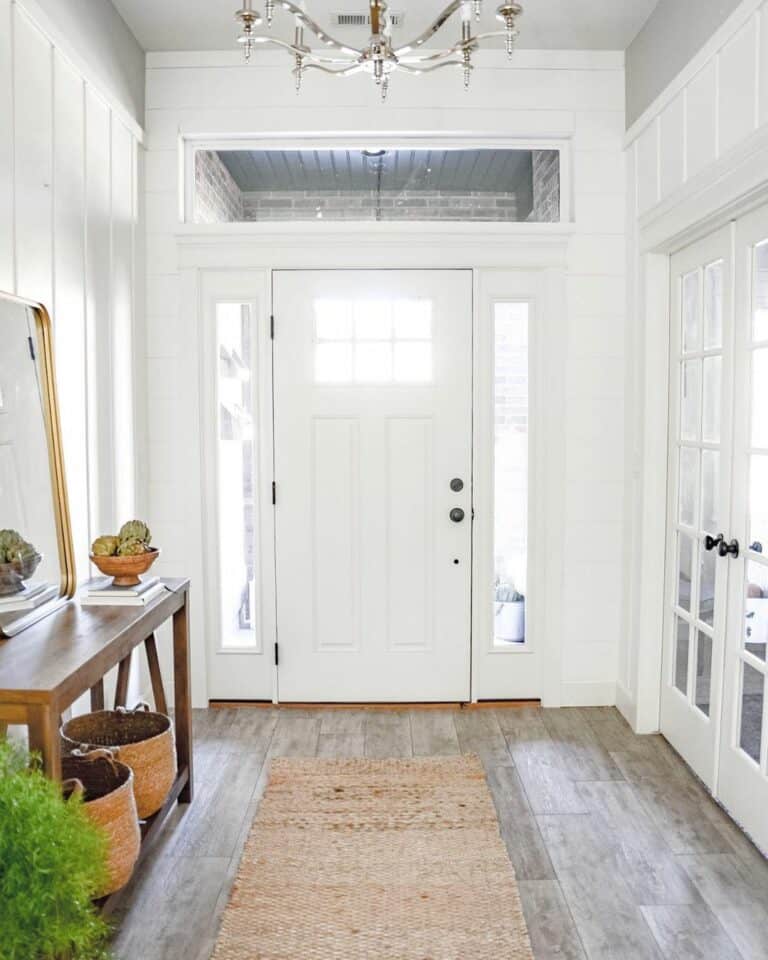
[
  {"left": 117, "top": 538, "right": 148, "bottom": 557},
  {"left": 0, "top": 529, "right": 24, "bottom": 562},
  {"left": 118, "top": 520, "right": 151, "bottom": 546},
  {"left": 91, "top": 535, "right": 120, "bottom": 557},
  {"left": 8, "top": 541, "right": 38, "bottom": 564}
]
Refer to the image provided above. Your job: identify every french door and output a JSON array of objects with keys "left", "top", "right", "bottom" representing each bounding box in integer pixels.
[
  {"left": 272, "top": 270, "right": 473, "bottom": 702},
  {"left": 663, "top": 206, "right": 768, "bottom": 851}
]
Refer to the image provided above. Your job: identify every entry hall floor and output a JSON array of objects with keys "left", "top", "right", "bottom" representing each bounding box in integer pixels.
[{"left": 112, "top": 706, "right": 768, "bottom": 960}]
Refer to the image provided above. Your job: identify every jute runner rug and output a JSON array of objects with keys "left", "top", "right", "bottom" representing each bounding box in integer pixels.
[{"left": 212, "top": 755, "right": 534, "bottom": 959}]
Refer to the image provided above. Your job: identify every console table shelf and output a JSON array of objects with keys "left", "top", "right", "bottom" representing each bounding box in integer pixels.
[{"left": 0, "top": 577, "right": 194, "bottom": 909}]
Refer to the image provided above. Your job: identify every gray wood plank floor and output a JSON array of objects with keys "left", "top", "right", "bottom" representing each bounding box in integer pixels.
[{"left": 111, "top": 706, "right": 768, "bottom": 960}]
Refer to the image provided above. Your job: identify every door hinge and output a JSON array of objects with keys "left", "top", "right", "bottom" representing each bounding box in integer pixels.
[
  {"left": 270, "top": 314, "right": 275, "bottom": 339},
  {"left": 271, "top": 481, "right": 276, "bottom": 505},
  {"left": 274, "top": 642, "right": 279, "bottom": 667},
  {"left": 27, "top": 336, "right": 35, "bottom": 361}
]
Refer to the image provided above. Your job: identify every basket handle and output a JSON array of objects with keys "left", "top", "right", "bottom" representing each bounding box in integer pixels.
[
  {"left": 71, "top": 745, "right": 121, "bottom": 767},
  {"left": 115, "top": 700, "right": 151, "bottom": 716},
  {"left": 62, "top": 777, "right": 85, "bottom": 800}
]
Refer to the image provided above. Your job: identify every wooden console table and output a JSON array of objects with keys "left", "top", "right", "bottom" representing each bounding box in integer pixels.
[{"left": 0, "top": 578, "right": 193, "bottom": 865}]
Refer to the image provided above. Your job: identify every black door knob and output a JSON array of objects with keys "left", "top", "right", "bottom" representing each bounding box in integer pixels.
[
  {"left": 718, "top": 538, "right": 739, "bottom": 559},
  {"left": 705, "top": 534, "right": 724, "bottom": 552},
  {"left": 449, "top": 507, "right": 465, "bottom": 523}
]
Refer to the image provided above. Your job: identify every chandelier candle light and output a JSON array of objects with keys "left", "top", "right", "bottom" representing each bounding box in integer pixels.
[{"left": 234, "top": 0, "right": 523, "bottom": 98}]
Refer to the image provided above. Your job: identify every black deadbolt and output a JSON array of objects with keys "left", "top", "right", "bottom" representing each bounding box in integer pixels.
[{"left": 450, "top": 478, "right": 464, "bottom": 492}]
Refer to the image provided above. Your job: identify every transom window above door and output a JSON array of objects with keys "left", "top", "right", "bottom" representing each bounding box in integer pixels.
[
  {"left": 190, "top": 147, "right": 561, "bottom": 224},
  {"left": 314, "top": 298, "right": 433, "bottom": 384}
]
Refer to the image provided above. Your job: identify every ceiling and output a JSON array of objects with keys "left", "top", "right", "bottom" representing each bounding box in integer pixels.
[
  {"left": 217, "top": 148, "right": 534, "bottom": 193},
  {"left": 112, "top": 0, "right": 661, "bottom": 53}
]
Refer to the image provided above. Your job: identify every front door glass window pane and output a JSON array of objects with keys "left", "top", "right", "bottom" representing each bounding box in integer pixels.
[
  {"left": 702, "top": 356, "right": 722, "bottom": 443},
  {"left": 701, "top": 450, "right": 719, "bottom": 534},
  {"left": 216, "top": 302, "right": 258, "bottom": 650},
  {"left": 699, "top": 548, "right": 716, "bottom": 627},
  {"left": 751, "top": 349, "right": 768, "bottom": 448},
  {"left": 745, "top": 561, "right": 768, "bottom": 662},
  {"left": 695, "top": 631, "right": 713, "bottom": 716},
  {"left": 681, "top": 360, "right": 701, "bottom": 441},
  {"left": 675, "top": 616, "right": 690, "bottom": 694},
  {"left": 749, "top": 455, "right": 768, "bottom": 554},
  {"left": 493, "top": 303, "right": 529, "bottom": 647},
  {"left": 754, "top": 240, "right": 768, "bottom": 341},
  {"left": 704, "top": 260, "right": 723, "bottom": 349},
  {"left": 677, "top": 533, "right": 694, "bottom": 613},
  {"left": 679, "top": 447, "right": 698, "bottom": 528},
  {"left": 740, "top": 662, "right": 764, "bottom": 763},
  {"left": 682, "top": 270, "right": 701, "bottom": 353}
]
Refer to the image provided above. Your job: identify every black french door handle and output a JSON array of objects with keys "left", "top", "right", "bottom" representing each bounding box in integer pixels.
[
  {"left": 704, "top": 534, "right": 724, "bottom": 552},
  {"left": 718, "top": 538, "right": 740, "bottom": 559}
]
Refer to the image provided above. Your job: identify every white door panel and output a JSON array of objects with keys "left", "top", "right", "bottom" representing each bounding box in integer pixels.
[{"left": 273, "top": 270, "right": 472, "bottom": 702}]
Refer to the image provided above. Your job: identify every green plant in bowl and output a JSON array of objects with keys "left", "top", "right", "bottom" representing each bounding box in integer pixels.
[{"left": 0, "top": 739, "right": 111, "bottom": 959}]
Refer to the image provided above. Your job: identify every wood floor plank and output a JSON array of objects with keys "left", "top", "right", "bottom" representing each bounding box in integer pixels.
[
  {"left": 363, "top": 711, "right": 412, "bottom": 758},
  {"left": 318, "top": 709, "right": 366, "bottom": 736},
  {"left": 410, "top": 710, "right": 460, "bottom": 756},
  {"left": 316, "top": 733, "right": 366, "bottom": 757},
  {"left": 518, "top": 879, "right": 587, "bottom": 959},
  {"left": 640, "top": 904, "right": 744, "bottom": 959},
  {"left": 453, "top": 708, "right": 512, "bottom": 767},
  {"left": 486, "top": 765, "right": 555, "bottom": 881},
  {"left": 269, "top": 715, "right": 321, "bottom": 758},
  {"left": 556, "top": 861, "right": 665, "bottom": 960},
  {"left": 542, "top": 708, "right": 624, "bottom": 782}
]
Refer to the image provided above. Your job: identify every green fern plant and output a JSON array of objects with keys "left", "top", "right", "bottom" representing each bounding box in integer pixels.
[{"left": 0, "top": 739, "right": 111, "bottom": 960}]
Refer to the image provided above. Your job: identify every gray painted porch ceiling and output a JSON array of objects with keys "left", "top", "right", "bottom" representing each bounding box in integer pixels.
[
  {"left": 216, "top": 148, "right": 533, "bottom": 193},
  {"left": 112, "top": 0, "right": 660, "bottom": 53}
]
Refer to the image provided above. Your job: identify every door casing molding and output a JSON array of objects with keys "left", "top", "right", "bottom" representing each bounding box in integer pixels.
[{"left": 181, "top": 225, "right": 570, "bottom": 705}]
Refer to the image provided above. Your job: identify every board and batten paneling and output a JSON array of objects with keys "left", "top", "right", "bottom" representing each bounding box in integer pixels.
[
  {"left": 0, "top": 0, "right": 143, "bottom": 577},
  {"left": 144, "top": 48, "right": 627, "bottom": 707},
  {"left": 628, "top": 0, "right": 768, "bottom": 216}
]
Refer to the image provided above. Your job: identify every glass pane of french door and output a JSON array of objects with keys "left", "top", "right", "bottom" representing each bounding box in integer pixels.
[
  {"left": 718, "top": 217, "right": 768, "bottom": 853},
  {"left": 661, "top": 227, "right": 732, "bottom": 789}
]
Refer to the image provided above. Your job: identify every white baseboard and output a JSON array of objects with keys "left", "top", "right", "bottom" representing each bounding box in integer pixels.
[
  {"left": 615, "top": 682, "right": 637, "bottom": 728},
  {"left": 559, "top": 681, "right": 617, "bottom": 707}
]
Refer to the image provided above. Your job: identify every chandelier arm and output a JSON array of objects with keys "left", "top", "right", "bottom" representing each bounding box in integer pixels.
[
  {"left": 392, "top": 0, "right": 466, "bottom": 56},
  {"left": 398, "top": 30, "right": 510, "bottom": 65},
  {"left": 301, "top": 62, "right": 368, "bottom": 76},
  {"left": 276, "top": 1, "right": 363, "bottom": 55},
  {"left": 250, "top": 35, "right": 361, "bottom": 64},
  {"left": 396, "top": 60, "right": 465, "bottom": 74}
]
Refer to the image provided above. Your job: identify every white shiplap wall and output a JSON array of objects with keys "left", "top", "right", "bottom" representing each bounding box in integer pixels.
[
  {"left": 0, "top": 0, "right": 143, "bottom": 579},
  {"left": 144, "top": 49, "right": 627, "bottom": 707},
  {"left": 622, "top": 0, "right": 768, "bottom": 730}
]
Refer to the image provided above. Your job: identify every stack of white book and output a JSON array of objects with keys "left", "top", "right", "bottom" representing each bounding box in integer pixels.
[
  {"left": 0, "top": 581, "right": 59, "bottom": 615},
  {"left": 81, "top": 576, "right": 166, "bottom": 607}
]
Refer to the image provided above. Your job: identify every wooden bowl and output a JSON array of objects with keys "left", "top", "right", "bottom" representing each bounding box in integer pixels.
[{"left": 89, "top": 548, "right": 160, "bottom": 587}]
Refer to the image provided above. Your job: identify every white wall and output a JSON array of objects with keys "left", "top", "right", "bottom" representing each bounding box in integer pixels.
[
  {"left": 143, "top": 48, "right": 627, "bottom": 708},
  {"left": 622, "top": 0, "right": 768, "bottom": 730},
  {"left": 625, "top": 0, "right": 744, "bottom": 126}
]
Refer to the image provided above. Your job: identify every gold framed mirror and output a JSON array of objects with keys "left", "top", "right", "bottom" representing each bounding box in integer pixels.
[{"left": 0, "top": 291, "right": 75, "bottom": 636}]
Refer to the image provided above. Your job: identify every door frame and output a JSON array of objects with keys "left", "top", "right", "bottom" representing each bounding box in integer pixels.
[{"left": 181, "top": 224, "right": 569, "bottom": 705}]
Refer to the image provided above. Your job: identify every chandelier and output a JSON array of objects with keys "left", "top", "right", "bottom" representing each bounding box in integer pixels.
[{"left": 234, "top": 1, "right": 523, "bottom": 97}]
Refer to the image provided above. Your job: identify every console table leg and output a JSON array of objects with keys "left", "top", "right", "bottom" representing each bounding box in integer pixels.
[
  {"left": 27, "top": 704, "right": 61, "bottom": 780},
  {"left": 114, "top": 652, "right": 132, "bottom": 708},
  {"left": 90, "top": 678, "right": 105, "bottom": 711},
  {"left": 144, "top": 633, "right": 168, "bottom": 715},
  {"left": 173, "top": 594, "right": 193, "bottom": 803}
]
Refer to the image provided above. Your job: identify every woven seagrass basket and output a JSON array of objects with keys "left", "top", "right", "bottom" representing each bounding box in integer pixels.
[
  {"left": 61, "top": 702, "right": 176, "bottom": 819},
  {"left": 62, "top": 749, "right": 141, "bottom": 897}
]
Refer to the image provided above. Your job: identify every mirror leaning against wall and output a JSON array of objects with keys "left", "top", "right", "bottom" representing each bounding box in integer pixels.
[{"left": 0, "top": 292, "right": 75, "bottom": 636}]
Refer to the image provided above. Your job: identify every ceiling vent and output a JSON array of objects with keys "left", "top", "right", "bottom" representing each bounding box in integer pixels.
[{"left": 331, "top": 11, "right": 404, "bottom": 28}]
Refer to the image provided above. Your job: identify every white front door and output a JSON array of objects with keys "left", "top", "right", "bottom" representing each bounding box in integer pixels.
[{"left": 273, "top": 270, "right": 472, "bottom": 702}]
